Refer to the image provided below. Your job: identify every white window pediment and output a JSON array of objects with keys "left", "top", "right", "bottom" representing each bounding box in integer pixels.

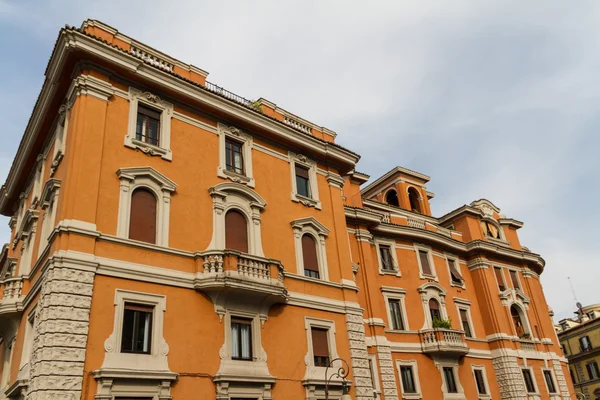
[
  {"left": 116, "top": 167, "right": 177, "bottom": 247},
  {"left": 208, "top": 182, "right": 266, "bottom": 257},
  {"left": 291, "top": 217, "right": 330, "bottom": 281},
  {"left": 125, "top": 87, "right": 174, "bottom": 160}
]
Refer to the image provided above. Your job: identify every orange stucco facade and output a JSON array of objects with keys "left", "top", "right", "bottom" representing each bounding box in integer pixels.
[{"left": 0, "top": 19, "right": 573, "bottom": 400}]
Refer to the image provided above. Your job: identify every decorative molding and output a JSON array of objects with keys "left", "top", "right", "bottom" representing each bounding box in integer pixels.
[
  {"left": 172, "top": 111, "right": 217, "bottom": 134},
  {"left": 289, "top": 151, "right": 321, "bottom": 210},
  {"left": 66, "top": 74, "right": 115, "bottom": 105},
  {"left": 125, "top": 86, "right": 174, "bottom": 160}
]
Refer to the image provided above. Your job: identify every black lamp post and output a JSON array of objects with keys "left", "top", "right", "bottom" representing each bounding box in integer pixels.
[{"left": 324, "top": 357, "right": 352, "bottom": 400}]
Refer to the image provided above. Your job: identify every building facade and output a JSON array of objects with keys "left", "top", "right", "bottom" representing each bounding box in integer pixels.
[
  {"left": 0, "top": 20, "right": 573, "bottom": 400},
  {"left": 557, "top": 304, "right": 600, "bottom": 399}
]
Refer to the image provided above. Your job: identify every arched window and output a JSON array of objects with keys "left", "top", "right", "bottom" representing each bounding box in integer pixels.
[
  {"left": 408, "top": 188, "right": 421, "bottom": 213},
  {"left": 302, "top": 234, "right": 320, "bottom": 279},
  {"left": 225, "top": 210, "right": 248, "bottom": 253},
  {"left": 429, "top": 299, "right": 441, "bottom": 322},
  {"left": 386, "top": 190, "right": 399, "bottom": 207},
  {"left": 511, "top": 304, "right": 527, "bottom": 337},
  {"left": 480, "top": 221, "right": 500, "bottom": 239},
  {"left": 129, "top": 188, "right": 157, "bottom": 244}
]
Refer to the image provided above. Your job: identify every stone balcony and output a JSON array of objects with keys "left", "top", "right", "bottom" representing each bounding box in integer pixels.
[
  {"left": 194, "top": 250, "right": 288, "bottom": 307},
  {"left": 0, "top": 277, "right": 24, "bottom": 317},
  {"left": 419, "top": 329, "right": 469, "bottom": 356}
]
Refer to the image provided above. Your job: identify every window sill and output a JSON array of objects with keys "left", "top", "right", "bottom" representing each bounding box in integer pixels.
[
  {"left": 217, "top": 167, "right": 255, "bottom": 187},
  {"left": 292, "top": 193, "right": 322, "bottom": 210},
  {"left": 420, "top": 273, "right": 438, "bottom": 281},
  {"left": 487, "top": 237, "right": 510, "bottom": 246},
  {"left": 380, "top": 269, "right": 401, "bottom": 276},
  {"left": 401, "top": 393, "right": 422, "bottom": 400},
  {"left": 450, "top": 282, "right": 466, "bottom": 289},
  {"left": 126, "top": 138, "right": 172, "bottom": 160}
]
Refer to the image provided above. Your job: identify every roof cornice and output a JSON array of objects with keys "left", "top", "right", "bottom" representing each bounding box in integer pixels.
[{"left": 361, "top": 166, "right": 430, "bottom": 196}]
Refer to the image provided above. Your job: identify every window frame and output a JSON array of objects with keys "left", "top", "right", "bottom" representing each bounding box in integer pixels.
[
  {"left": 445, "top": 254, "right": 465, "bottom": 289},
  {"left": 100, "top": 289, "right": 169, "bottom": 373},
  {"left": 541, "top": 368, "right": 557, "bottom": 394},
  {"left": 493, "top": 266, "right": 507, "bottom": 292},
  {"left": 395, "top": 359, "right": 422, "bottom": 400},
  {"left": 125, "top": 87, "right": 173, "bottom": 160},
  {"left": 436, "top": 362, "right": 464, "bottom": 398},
  {"left": 471, "top": 365, "right": 491, "bottom": 399},
  {"left": 367, "top": 353, "right": 381, "bottom": 397},
  {"left": 217, "top": 123, "right": 255, "bottom": 187},
  {"left": 521, "top": 366, "right": 538, "bottom": 394},
  {"left": 587, "top": 361, "right": 600, "bottom": 380},
  {"left": 508, "top": 268, "right": 523, "bottom": 291},
  {"left": 291, "top": 217, "right": 330, "bottom": 281},
  {"left": 376, "top": 238, "right": 400, "bottom": 276},
  {"left": 580, "top": 335, "right": 592, "bottom": 352},
  {"left": 120, "top": 303, "right": 154, "bottom": 355},
  {"left": 116, "top": 167, "right": 177, "bottom": 248},
  {"left": 414, "top": 244, "right": 437, "bottom": 281},
  {"left": 382, "top": 287, "right": 409, "bottom": 332},
  {"left": 304, "top": 317, "right": 338, "bottom": 370},
  {"left": 454, "top": 299, "right": 476, "bottom": 339},
  {"left": 230, "top": 316, "right": 255, "bottom": 361},
  {"left": 289, "top": 151, "right": 321, "bottom": 209}
]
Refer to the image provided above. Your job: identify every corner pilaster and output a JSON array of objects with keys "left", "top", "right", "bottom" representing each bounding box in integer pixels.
[
  {"left": 376, "top": 345, "right": 398, "bottom": 400},
  {"left": 345, "top": 313, "right": 374, "bottom": 400},
  {"left": 491, "top": 352, "right": 526, "bottom": 399}
]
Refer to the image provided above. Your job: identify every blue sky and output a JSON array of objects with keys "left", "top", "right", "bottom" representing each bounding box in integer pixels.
[{"left": 1, "top": 0, "right": 598, "bottom": 321}]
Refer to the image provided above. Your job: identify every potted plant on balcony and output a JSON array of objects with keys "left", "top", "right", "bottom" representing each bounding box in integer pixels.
[{"left": 432, "top": 317, "right": 452, "bottom": 329}]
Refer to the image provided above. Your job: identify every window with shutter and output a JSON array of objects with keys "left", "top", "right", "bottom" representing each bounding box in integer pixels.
[
  {"left": 311, "top": 327, "right": 330, "bottom": 367},
  {"left": 302, "top": 234, "right": 320, "bottom": 279},
  {"left": 225, "top": 210, "right": 248, "bottom": 253},
  {"left": 448, "top": 259, "right": 463, "bottom": 284},
  {"left": 429, "top": 299, "right": 441, "bottom": 322},
  {"left": 543, "top": 370, "right": 556, "bottom": 393},
  {"left": 129, "top": 188, "right": 157, "bottom": 244},
  {"left": 443, "top": 367, "right": 458, "bottom": 393},
  {"left": 459, "top": 309, "right": 472, "bottom": 338},
  {"left": 419, "top": 250, "right": 432, "bottom": 275},
  {"left": 494, "top": 267, "right": 506, "bottom": 291},
  {"left": 295, "top": 165, "right": 312, "bottom": 198},
  {"left": 510, "top": 270, "right": 521, "bottom": 290},
  {"left": 522, "top": 369, "right": 536, "bottom": 393}
]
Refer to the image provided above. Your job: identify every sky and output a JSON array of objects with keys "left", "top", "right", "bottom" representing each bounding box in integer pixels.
[{"left": 0, "top": 0, "right": 598, "bottom": 321}]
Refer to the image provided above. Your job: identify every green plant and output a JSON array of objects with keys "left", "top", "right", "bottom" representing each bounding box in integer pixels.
[
  {"left": 249, "top": 100, "right": 263, "bottom": 113},
  {"left": 519, "top": 333, "right": 531, "bottom": 340},
  {"left": 432, "top": 317, "right": 452, "bottom": 329}
]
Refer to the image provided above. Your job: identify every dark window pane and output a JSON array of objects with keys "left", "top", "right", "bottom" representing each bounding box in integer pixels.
[
  {"left": 386, "top": 190, "right": 399, "bottom": 207},
  {"left": 474, "top": 369, "right": 487, "bottom": 394},
  {"left": 429, "top": 299, "right": 441, "bottom": 322},
  {"left": 295, "top": 165, "right": 311, "bottom": 198},
  {"left": 510, "top": 270, "right": 520, "bottom": 289},
  {"left": 443, "top": 367, "right": 457, "bottom": 393},
  {"left": 380, "top": 245, "right": 393, "bottom": 270},
  {"left": 231, "top": 318, "right": 253, "bottom": 360},
  {"left": 225, "top": 138, "right": 245, "bottom": 174},
  {"left": 389, "top": 299, "right": 405, "bottom": 330},
  {"left": 121, "top": 304, "right": 153, "bottom": 354},
  {"left": 494, "top": 267, "right": 506, "bottom": 291},
  {"left": 522, "top": 369, "right": 536, "bottom": 393},
  {"left": 400, "top": 366, "right": 416, "bottom": 393},
  {"left": 448, "top": 259, "right": 463, "bottom": 284},
  {"left": 136, "top": 105, "right": 161, "bottom": 145},
  {"left": 460, "top": 309, "right": 472, "bottom": 338},
  {"left": 543, "top": 371, "right": 556, "bottom": 393}
]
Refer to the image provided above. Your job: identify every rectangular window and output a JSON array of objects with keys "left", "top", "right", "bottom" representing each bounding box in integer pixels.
[
  {"left": 225, "top": 138, "right": 245, "bottom": 175},
  {"left": 543, "top": 370, "right": 556, "bottom": 393},
  {"left": 570, "top": 368, "right": 577, "bottom": 384},
  {"left": 311, "top": 327, "right": 330, "bottom": 367},
  {"left": 136, "top": 104, "right": 161, "bottom": 146},
  {"left": 448, "top": 259, "right": 463, "bottom": 285},
  {"left": 388, "top": 299, "right": 405, "bottom": 330},
  {"left": 379, "top": 245, "right": 394, "bottom": 271},
  {"left": 368, "top": 355, "right": 381, "bottom": 393},
  {"left": 121, "top": 303, "right": 153, "bottom": 354},
  {"left": 494, "top": 267, "right": 506, "bottom": 291},
  {"left": 509, "top": 270, "right": 521, "bottom": 290},
  {"left": 459, "top": 309, "right": 473, "bottom": 338},
  {"left": 419, "top": 250, "right": 432, "bottom": 275},
  {"left": 400, "top": 366, "right": 416, "bottom": 394},
  {"left": 231, "top": 318, "right": 253, "bottom": 360},
  {"left": 522, "top": 369, "right": 536, "bottom": 393},
  {"left": 295, "top": 165, "right": 311, "bottom": 198},
  {"left": 587, "top": 361, "right": 600, "bottom": 380},
  {"left": 474, "top": 369, "right": 487, "bottom": 395},
  {"left": 580, "top": 335, "right": 592, "bottom": 352},
  {"left": 443, "top": 367, "right": 458, "bottom": 393}
]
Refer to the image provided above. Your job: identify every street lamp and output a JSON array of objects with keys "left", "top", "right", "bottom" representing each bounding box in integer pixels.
[
  {"left": 569, "top": 392, "right": 585, "bottom": 399},
  {"left": 324, "top": 357, "right": 352, "bottom": 400}
]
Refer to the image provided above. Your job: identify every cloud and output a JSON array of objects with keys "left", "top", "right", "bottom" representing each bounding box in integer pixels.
[{"left": 0, "top": 0, "right": 598, "bottom": 321}]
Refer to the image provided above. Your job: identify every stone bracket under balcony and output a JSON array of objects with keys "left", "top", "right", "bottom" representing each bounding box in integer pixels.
[
  {"left": 193, "top": 250, "right": 288, "bottom": 315},
  {"left": 419, "top": 328, "right": 469, "bottom": 356}
]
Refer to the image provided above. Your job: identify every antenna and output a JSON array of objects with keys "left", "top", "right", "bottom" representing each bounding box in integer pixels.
[{"left": 569, "top": 277, "right": 584, "bottom": 321}]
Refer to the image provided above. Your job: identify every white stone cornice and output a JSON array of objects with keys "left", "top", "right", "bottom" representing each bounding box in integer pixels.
[
  {"left": 66, "top": 74, "right": 115, "bottom": 106},
  {"left": 326, "top": 172, "right": 345, "bottom": 188},
  {"left": 468, "top": 257, "right": 490, "bottom": 271}
]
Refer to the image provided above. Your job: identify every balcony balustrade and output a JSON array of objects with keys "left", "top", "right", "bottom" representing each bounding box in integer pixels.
[
  {"left": 195, "top": 250, "right": 287, "bottom": 304},
  {"left": 419, "top": 328, "right": 469, "bottom": 356},
  {"left": 0, "top": 277, "right": 24, "bottom": 315},
  {"left": 519, "top": 340, "right": 536, "bottom": 352}
]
